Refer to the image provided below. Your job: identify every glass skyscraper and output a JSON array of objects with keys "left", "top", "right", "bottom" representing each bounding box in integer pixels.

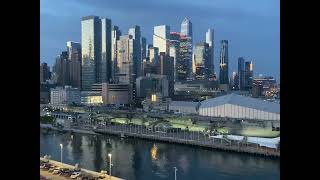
[
  {"left": 128, "top": 26, "right": 142, "bottom": 78},
  {"left": 193, "top": 42, "right": 209, "bottom": 80},
  {"left": 81, "top": 16, "right": 111, "bottom": 90},
  {"left": 219, "top": 40, "right": 229, "bottom": 84},
  {"left": 153, "top": 25, "right": 170, "bottom": 55},
  {"left": 180, "top": 18, "right": 193, "bottom": 80},
  {"left": 170, "top": 32, "right": 181, "bottom": 82}
]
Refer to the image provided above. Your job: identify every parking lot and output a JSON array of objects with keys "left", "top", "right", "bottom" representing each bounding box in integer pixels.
[{"left": 40, "top": 158, "right": 123, "bottom": 180}]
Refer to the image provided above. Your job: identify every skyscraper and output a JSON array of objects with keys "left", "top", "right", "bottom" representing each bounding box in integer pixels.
[
  {"left": 153, "top": 25, "right": 170, "bottom": 55},
  {"left": 81, "top": 16, "right": 112, "bottom": 90},
  {"left": 158, "top": 52, "right": 174, "bottom": 97},
  {"left": 100, "top": 18, "right": 112, "bottom": 83},
  {"left": 238, "top": 57, "right": 245, "bottom": 90},
  {"left": 141, "top": 37, "right": 147, "bottom": 76},
  {"left": 81, "top": 16, "right": 101, "bottom": 90},
  {"left": 244, "top": 61, "right": 253, "bottom": 90},
  {"left": 53, "top": 51, "right": 69, "bottom": 86},
  {"left": 40, "top": 62, "right": 50, "bottom": 83},
  {"left": 67, "top": 41, "right": 81, "bottom": 88},
  {"left": 205, "top": 29, "right": 214, "bottom": 78},
  {"left": 181, "top": 17, "right": 192, "bottom": 39},
  {"left": 193, "top": 42, "right": 209, "bottom": 80},
  {"left": 111, "top": 25, "right": 122, "bottom": 81},
  {"left": 128, "top": 26, "right": 142, "bottom": 78},
  {"left": 219, "top": 40, "right": 229, "bottom": 84},
  {"left": 170, "top": 32, "right": 181, "bottom": 82},
  {"left": 116, "top": 35, "right": 134, "bottom": 100},
  {"left": 179, "top": 35, "right": 192, "bottom": 81}
]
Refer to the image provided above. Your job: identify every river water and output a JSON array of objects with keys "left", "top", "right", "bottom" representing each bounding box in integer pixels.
[{"left": 40, "top": 130, "right": 280, "bottom": 180}]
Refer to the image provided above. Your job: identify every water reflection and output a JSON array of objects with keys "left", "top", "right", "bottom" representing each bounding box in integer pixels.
[{"left": 40, "top": 130, "right": 280, "bottom": 180}]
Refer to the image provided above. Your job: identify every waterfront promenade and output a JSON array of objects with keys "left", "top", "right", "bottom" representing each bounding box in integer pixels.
[{"left": 41, "top": 123, "right": 280, "bottom": 158}]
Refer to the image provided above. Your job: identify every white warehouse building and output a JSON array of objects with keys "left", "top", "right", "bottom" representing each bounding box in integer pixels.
[{"left": 199, "top": 94, "right": 280, "bottom": 120}]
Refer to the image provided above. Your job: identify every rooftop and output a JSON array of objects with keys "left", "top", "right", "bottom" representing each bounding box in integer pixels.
[{"left": 200, "top": 93, "right": 280, "bottom": 114}]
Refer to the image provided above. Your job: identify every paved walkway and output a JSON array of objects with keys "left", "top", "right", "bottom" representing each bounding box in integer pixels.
[{"left": 40, "top": 169, "right": 69, "bottom": 180}]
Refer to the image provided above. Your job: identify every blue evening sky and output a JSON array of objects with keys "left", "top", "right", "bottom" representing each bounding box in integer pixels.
[{"left": 40, "top": 0, "right": 279, "bottom": 80}]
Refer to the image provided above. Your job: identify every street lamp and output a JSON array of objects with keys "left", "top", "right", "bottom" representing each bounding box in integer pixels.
[
  {"left": 60, "top": 144, "right": 63, "bottom": 165},
  {"left": 174, "top": 167, "right": 178, "bottom": 180},
  {"left": 108, "top": 153, "right": 113, "bottom": 179}
]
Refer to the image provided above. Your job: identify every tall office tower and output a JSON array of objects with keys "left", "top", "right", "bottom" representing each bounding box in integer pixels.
[
  {"left": 205, "top": 28, "right": 214, "bottom": 78},
  {"left": 116, "top": 35, "right": 135, "bottom": 100},
  {"left": 148, "top": 47, "right": 159, "bottom": 65},
  {"left": 158, "top": 52, "right": 174, "bottom": 97},
  {"left": 179, "top": 35, "right": 192, "bottom": 81},
  {"left": 40, "top": 62, "right": 50, "bottom": 83},
  {"left": 111, "top": 25, "right": 122, "bottom": 81},
  {"left": 141, "top": 37, "right": 147, "bottom": 76},
  {"left": 100, "top": 18, "right": 112, "bottom": 83},
  {"left": 181, "top": 17, "right": 193, "bottom": 40},
  {"left": 193, "top": 42, "right": 210, "bottom": 80},
  {"left": 153, "top": 25, "right": 170, "bottom": 55},
  {"left": 170, "top": 32, "right": 181, "bottom": 82},
  {"left": 81, "top": 16, "right": 112, "bottom": 90},
  {"left": 219, "top": 40, "right": 229, "bottom": 84},
  {"left": 67, "top": 41, "right": 82, "bottom": 88},
  {"left": 238, "top": 57, "right": 245, "bottom": 90},
  {"left": 244, "top": 61, "right": 253, "bottom": 90},
  {"left": 81, "top": 16, "right": 101, "bottom": 90},
  {"left": 53, "top": 51, "right": 70, "bottom": 86},
  {"left": 128, "top": 26, "right": 142, "bottom": 78}
]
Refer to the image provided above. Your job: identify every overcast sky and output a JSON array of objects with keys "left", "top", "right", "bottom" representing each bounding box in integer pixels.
[{"left": 40, "top": 0, "right": 279, "bottom": 79}]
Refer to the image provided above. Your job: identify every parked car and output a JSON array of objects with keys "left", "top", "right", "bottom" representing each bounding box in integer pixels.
[
  {"left": 52, "top": 168, "right": 62, "bottom": 175},
  {"left": 70, "top": 172, "right": 82, "bottom": 179}
]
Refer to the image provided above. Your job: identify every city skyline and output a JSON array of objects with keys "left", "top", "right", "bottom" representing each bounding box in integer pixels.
[{"left": 41, "top": 0, "right": 279, "bottom": 80}]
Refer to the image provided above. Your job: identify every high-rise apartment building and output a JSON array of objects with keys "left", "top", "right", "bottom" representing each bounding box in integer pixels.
[
  {"left": 153, "top": 25, "right": 170, "bottom": 55},
  {"left": 148, "top": 46, "right": 159, "bottom": 65},
  {"left": 81, "top": 16, "right": 111, "bottom": 90},
  {"left": 67, "top": 41, "right": 81, "bottom": 88},
  {"left": 219, "top": 40, "right": 229, "bottom": 84}
]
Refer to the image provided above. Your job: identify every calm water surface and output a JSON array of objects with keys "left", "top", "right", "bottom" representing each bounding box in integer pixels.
[{"left": 40, "top": 130, "right": 279, "bottom": 180}]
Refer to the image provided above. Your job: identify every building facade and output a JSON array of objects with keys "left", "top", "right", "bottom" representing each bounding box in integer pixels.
[
  {"left": 40, "top": 62, "right": 50, "bottom": 83},
  {"left": 102, "top": 83, "right": 129, "bottom": 105},
  {"left": 50, "top": 86, "right": 81, "bottom": 105},
  {"left": 238, "top": 57, "right": 245, "bottom": 90},
  {"left": 128, "top": 26, "right": 142, "bottom": 78},
  {"left": 158, "top": 52, "right": 174, "bottom": 97},
  {"left": 136, "top": 73, "right": 169, "bottom": 98}
]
